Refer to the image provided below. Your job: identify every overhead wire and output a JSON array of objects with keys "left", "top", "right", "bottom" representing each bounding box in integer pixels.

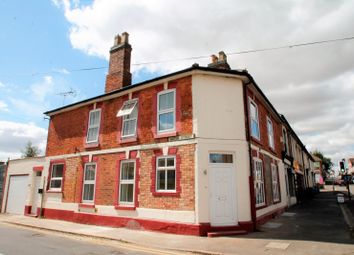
[{"left": 0, "top": 35, "right": 353, "bottom": 77}]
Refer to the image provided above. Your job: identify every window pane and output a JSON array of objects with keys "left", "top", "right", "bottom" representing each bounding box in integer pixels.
[
  {"left": 85, "top": 164, "right": 96, "bottom": 181},
  {"left": 157, "top": 170, "right": 165, "bottom": 190},
  {"left": 158, "top": 158, "right": 165, "bottom": 167},
  {"left": 121, "top": 162, "right": 135, "bottom": 180},
  {"left": 250, "top": 103, "right": 256, "bottom": 119},
  {"left": 122, "top": 101, "right": 136, "bottom": 111},
  {"left": 167, "top": 170, "right": 175, "bottom": 190},
  {"left": 122, "top": 119, "right": 136, "bottom": 136},
  {"left": 251, "top": 120, "right": 259, "bottom": 138},
  {"left": 209, "top": 154, "right": 233, "bottom": 163},
  {"left": 89, "top": 111, "right": 100, "bottom": 126},
  {"left": 87, "top": 127, "right": 99, "bottom": 142},
  {"left": 158, "top": 112, "right": 174, "bottom": 131},
  {"left": 50, "top": 179, "right": 62, "bottom": 189},
  {"left": 52, "top": 164, "right": 63, "bottom": 178},
  {"left": 167, "top": 157, "right": 175, "bottom": 167},
  {"left": 83, "top": 184, "right": 94, "bottom": 201},
  {"left": 120, "top": 184, "right": 134, "bottom": 203},
  {"left": 159, "top": 92, "right": 174, "bottom": 111}
]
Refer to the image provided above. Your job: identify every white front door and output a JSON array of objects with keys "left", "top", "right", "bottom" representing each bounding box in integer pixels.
[
  {"left": 6, "top": 175, "right": 29, "bottom": 214},
  {"left": 209, "top": 154, "right": 237, "bottom": 226},
  {"left": 31, "top": 174, "right": 42, "bottom": 215}
]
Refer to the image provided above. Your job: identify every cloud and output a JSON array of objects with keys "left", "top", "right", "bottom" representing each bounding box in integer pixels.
[
  {"left": 54, "top": 0, "right": 354, "bottom": 166},
  {"left": 52, "top": 68, "right": 70, "bottom": 75},
  {"left": 0, "top": 100, "right": 9, "bottom": 112},
  {"left": 0, "top": 81, "right": 5, "bottom": 88},
  {"left": 31, "top": 75, "right": 54, "bottom": 102},
  {"left": 0, "top": 121, "right": 47, "bottom": 161}
]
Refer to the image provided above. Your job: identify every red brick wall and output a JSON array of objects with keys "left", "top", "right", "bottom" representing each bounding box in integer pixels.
[
  {"left": 139, "top": 144, "right": 195, "bottom": 210},
  {"left": 59, "top": 144, "right": 195, "bottom": 210},
  {"left": 46, "top": 76, "right": 193, "bottom": 157},
  {"left": 246, "top": 88, "right": 282, "bottom": 158}
]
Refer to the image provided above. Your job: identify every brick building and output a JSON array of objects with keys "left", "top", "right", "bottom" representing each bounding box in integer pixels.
[{"left": 1, "top": 32, "right": 315, "bottom": 236}]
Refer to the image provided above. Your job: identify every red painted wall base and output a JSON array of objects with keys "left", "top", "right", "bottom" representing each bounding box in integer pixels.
[
  {"left": 256, "top": 206, "right": 287, "bottom": 226},
  {"left": 39, "top": 208, "right": 253, "bottom": 236}
]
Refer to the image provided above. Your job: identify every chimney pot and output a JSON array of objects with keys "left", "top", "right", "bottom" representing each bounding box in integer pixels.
[
  {"left": 121, "top": 32, "right": 129, "bottom": 44},
  {"left": 114, "top": 35, "right": 122, "bottom": 46},
  {"left": 211, "top": 54, "right": 218, "bottom": 64},
  {"left": 218, "top": 51, "right": 227, "bottom": 62}
]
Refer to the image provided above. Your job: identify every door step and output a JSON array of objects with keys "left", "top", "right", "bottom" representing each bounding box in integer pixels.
[{"left": 207, "top": 230, "right": 248, "bottom": 237}]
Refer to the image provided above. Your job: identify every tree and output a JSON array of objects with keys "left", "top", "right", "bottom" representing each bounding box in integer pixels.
[
  {"left": 21, "top": 141, "right": 40, "bottom": 158},
  {"left": 312, "top": 150, "right": 333, "bottom": 179}
]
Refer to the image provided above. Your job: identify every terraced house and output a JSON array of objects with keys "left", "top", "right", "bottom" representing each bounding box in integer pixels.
[{"left": 1, "top": 32, "right": 315, "bottom": 236}]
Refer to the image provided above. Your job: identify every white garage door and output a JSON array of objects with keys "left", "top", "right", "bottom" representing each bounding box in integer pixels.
[{"left": 6, "top": 175, "right": 29, "bottom": 214}]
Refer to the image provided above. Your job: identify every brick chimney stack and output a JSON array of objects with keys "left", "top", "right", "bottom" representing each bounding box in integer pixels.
[
  {"left": 208, "top": 51, "right": 231, "bottom": 70},
  {"left": 105, "top": 32, "right": 132, "bottom": 93}
]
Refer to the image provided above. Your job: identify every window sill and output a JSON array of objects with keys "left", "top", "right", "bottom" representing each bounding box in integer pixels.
[
  {"left": 154, "top": 131, "right": 177, "bottom": 139},
  {"left": 85, "top": 142, "right": 100, "bottom": 149},
  {"left": 114, "top": 205, "right": 136, "bottom": 211},
  {"left": 119, "top": 136, "right": 137, "bottom": 144},
  {"left": 79, "top": 203, "right": 95, "bottom": 209},
  {"left": 46, "top": 190, "right": 62, "bottom": 194},
  {"left": 273, "top": 200, "right": 281, "bottom": 205},
  {"left": 152, "top": 191, "right": 180, "bottom": 197},
  {"left": 255, "top": 204, "right": 267, "bottom": 210}
]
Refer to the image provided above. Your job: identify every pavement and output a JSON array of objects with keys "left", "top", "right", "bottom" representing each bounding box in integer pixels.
[{"left": 1, "top": 188, "right": 354, "bottom": 255}]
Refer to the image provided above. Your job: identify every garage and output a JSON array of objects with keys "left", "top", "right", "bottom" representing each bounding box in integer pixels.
[{"left": 6, "top": 175, "right": 29, "bottom": 214}]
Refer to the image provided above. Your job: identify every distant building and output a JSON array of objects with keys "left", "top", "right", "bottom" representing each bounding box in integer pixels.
[
  {"left": 312, "top": 155, "right": 323, "bottom": 186},
  {"left": 348, "top": 158, "right": 354, "bottom": 175},
  {"left": 0, "top": 162, "right": 6, "bottom": 211}
]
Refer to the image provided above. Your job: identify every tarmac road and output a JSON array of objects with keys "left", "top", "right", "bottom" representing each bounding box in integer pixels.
[{"left": 0, "top": 223, "right": 154, "bottom": 255}]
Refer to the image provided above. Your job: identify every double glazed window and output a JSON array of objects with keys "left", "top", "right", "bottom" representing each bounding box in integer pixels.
[
  {"left": 271, "top": 163, "right": 280, "bottom": 202},
  {"left": 49, "top": 164, "right": 64, "bottom": 190},
  {"left": 117, "top": 99, "right": 138, "bottom": 138},
  {"left": 157, "top": 90, "right": 175, "bottom": 133},
  {"left": 82, "top": 163, "right": 96, "bottom": 203},
  {"left": 119, "top": 161, "right": 136, "bottom": 205},
  {"left": 156, "top": 156, "right": 176, "bottom": 191},
  {"left": 86, "top": 109, "right": 101, "bottom": 143},
  {"left": 253, "top": 158, "right": 265, "bottom": 207},
  {"left": 267, "top": 117, "right": 275, "bottom": 149},
  {"left": 249, "top": 100, "right": 260, "bottom": 139}
]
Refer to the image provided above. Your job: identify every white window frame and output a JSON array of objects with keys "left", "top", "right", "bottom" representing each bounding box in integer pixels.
[
  {"left": 156, "top": 156, "right": 176, "bottom": 192},
  {"left": 82, "top": 162, "right": 97, "bottom": 203},
  {"left": 117, "top": 99, "right": 137, "bottom": 117},
  {"left": 249, "top": 98, "right": 260, "bottom": 140},
  {"left": 267, "top": 116, "right": 275, "bottom": 150},
  {"left": 271, "top": 163, "right": 280, "bottom": 202},
  {"left": 120, "top": 99, "right": 138, "bottom": 138},
  {"left": 49, "top": 163, "right": 64, "bottom": 191},
  {"left": 157, "top": 89, "right": 176, "bottom": 133},
  {"left": 282, "top": 127, "right": 289, "bottom": 153},
  {"left": 86, "top": 109, "right": 101, "bottom": 144},
  {"left": 253, "top": 158, "right": 266, "bottom": 207},
  {"left": 119, "top": 160, "right": 136, "bottom": 206}
]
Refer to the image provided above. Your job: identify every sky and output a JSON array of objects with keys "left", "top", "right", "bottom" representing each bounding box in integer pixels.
[{"left": 0, "top": 0, "right": 353, "bottom": 168}]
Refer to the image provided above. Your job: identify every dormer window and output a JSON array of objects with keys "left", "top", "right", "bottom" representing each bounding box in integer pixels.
[
  {"left": 117, "top": 99, "right": 138, "bottom": 138},
  {"left": 86, "top": 109, "right": 101, "bottom": 144}
]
